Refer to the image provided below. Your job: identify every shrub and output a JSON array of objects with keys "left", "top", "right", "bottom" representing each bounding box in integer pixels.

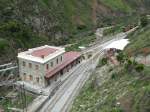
[
  {"left": 117, "top": 52, "right": 126, "bottom": 64},
  {"left": 109, "top": 67, "right": 113, "bottom": 72},
  {"left": 140, "top": 15, "right": 148, "bottom": 27},
  {"left": 101, "top": 57, "right": 108, "bottom": 65},
  {"left": 111, "top": 72, "right": 117, "bottom": 79},
  {"left": 111, "top": 107, "right": 124, "bottom": 112},
  {"left": 77, "top": 24, "right": 86, "bottom": 30},
  {"left": 0, "top": 39, "right": 9, "bottom": 52},
  {"left": 124, "top": 59, "right": 133, "bottom": 72},
  {"left": 135, "top": 64, "right": 144, "bottom": 74}
]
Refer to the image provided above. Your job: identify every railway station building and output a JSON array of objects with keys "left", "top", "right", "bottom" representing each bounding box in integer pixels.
[{"left": 17, "top": 45, "right": 82, "bottom": 87}]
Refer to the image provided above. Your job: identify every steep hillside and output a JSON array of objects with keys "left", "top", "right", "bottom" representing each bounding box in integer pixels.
[
  {"left": 0, "top": 0, "right": 94, "bottom": 63},
  {"left": 0, "top": 0, "right": 94, "bottom": 38},
  {"left": 70, "top": 44, "right": 150, "bottom": 112},
  {"left": 98, "top": 0, "right": 132, "bottom": 13},
  {"left": 70, "top": 15, "right": 150, "bottom": 112},
  {"left": 126, "top": 0, "right": 150, "bottom": 12},
  {"left": 71, "top": 64, "right": 150, "bottom": 112},
  {"left": 125, "top": 25, "right": 150, "bottom": 55},
  {"left": 99, "top": 0, "right": 150, "bottom": 13},
  {"left": 0, "top": 0, "right": 150, "bottom": 63}
]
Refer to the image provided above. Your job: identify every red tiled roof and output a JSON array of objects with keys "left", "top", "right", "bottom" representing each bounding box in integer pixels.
[
  {"left": 45, "top": 51, "right": 81, "bottom": 79},
  {"left": 31, "top": 47, "right": 57, "bottom": 58}
]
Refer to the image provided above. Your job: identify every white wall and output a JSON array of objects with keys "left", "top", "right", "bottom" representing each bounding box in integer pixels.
[
  {"left": 18, "top": 53, "right": 64, "bottom": 87},
  {"left": 18, "top": 58, "right": 46, "bottom": 87}
]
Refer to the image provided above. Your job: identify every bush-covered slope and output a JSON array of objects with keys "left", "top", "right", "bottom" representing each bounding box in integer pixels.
[
  {"left": 125, "top": 25, "right": 150, "bottom": 55},
  {"left": 0, "top": 0, "right": 94, "bottom": 63},
  {"left": 71, "top": 58, "right": 150, "bottom": 112},
  {"left": 71, "top": 63, "right": 150, "bottom": 112},
  {"left": 99, "top": 0, "right": 132, "bottom": 13},
  {"left": 0, "top": 0, "right": 149, "bottom": 63},
  {"left": 71, "top": 15, "right": 150, "bottom": 112}
]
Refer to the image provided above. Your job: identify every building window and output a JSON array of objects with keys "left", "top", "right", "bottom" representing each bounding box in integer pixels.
[
  {"left": 51, "top": 62, "right": 53, "bottom": 67},
  {"left": 29, "top": 75, "right": 33, "bottom": 81},
  {"left": 36, "top": 77, "right": 39, "bottom": 83},
  {"left": 23, "top": 73, "right": 26, "bottom": 80},
  {"left": 46, "top": 64, "right": 49, "bottom": 70},
  {"left": 60, "top": 70, "right": 63, "bottom": 76},
  {"left": 56, "top": 58, "right": 59, "bottom": 64},
  {"left": 55, "top": 76, "right": 57, "bottom": 81},
  {"left": 48, "top": 80, "right": 51, "bottom": 85},
  {"left": 29, "top": 63, "right": 32, "bottom": 68},
  {"left": 35, "top": 65, "right": 39, "bottom": 70},
  {"left": 23, "top": 61, "right": 26, "bottom": 67},
  {"left": 60, "top": 56, "right": 63, "bottom": 61}
]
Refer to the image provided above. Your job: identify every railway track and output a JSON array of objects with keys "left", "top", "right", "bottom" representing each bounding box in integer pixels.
[
  {"left": 29, "top": 27, "right": 137, "bottom": 112},
  {"left": 38, "top": 61, "right": 90, "bottom": 112},
  {"left": 39, "top": 50, "right": 103, "bottom": 112}
]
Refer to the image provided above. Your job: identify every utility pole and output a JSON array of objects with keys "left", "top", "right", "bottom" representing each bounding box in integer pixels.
[
  {"left": 23, "top": 83, "right": 27, "bottom": 112},
  {"left": 20, "top": 83, "right": 27, "bottom": 112},
  {"left": 20, "top": 84, "right": 24, "bottom": 112}
]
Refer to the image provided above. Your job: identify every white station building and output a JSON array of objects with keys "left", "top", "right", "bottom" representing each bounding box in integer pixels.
[{"left": 18, "top": 45, "right": 81, "bottom": 87}]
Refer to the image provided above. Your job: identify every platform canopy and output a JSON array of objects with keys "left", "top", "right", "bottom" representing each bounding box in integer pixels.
[{"left": 104, "top": 39, "right": 130, "bottom": 50}]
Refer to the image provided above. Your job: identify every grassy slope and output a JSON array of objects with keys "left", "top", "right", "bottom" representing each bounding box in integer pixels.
[
  {"left": 0, "top": 0, "right": 149, "bottom": 63},
  {"left": 41, "top": 0, "right": 93, "bottom": 32},
  {"left": 0, "top": 86, "right": 36, "bottom": 112},
  {"left": 125, "top": 25, "right": 150, "bottom": 55},
  {"left": 65, "top": 34, "right": 96, "bottom": 51},
  {"left": 71, "top": 25, "right": 150, "bottom": 112},
  {"left": 99, "top": 0, "right": 132, "bottom": 13},
  {"left": 99, "top": 0, "right": 150, "bottom": 13},
  {"left": 0, "top": 20, "right": 48, "bottom": 61},
  {"left": 71, "top": 65, "right": 150, "bottom": 112},
  {"left": 0, "top": 0, "right": 94, "bottom": 63}
]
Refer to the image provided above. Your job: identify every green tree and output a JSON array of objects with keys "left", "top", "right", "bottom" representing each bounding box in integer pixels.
[
  {"left": 135, "top": 64, "right": 144, "bottom": 75},
  {"left": 101, "top": 57, "right": 108, "bottom": 65},
  {"left": 140, "top": 15, "right": 148, "bottom": 27},
  {"left": 116, "top": 52, "right": 126, "bottom": 64},
  {"left": 125, "top": 59, "right": 133, "bottom": 72},
  {"left": 0, "top": 39, "right": 9, "bottom": 53}
]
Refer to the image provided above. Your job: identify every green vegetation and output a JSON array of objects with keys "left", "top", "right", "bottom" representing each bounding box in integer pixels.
[
  {"left": 102, "top": 14, "right": 139, "bottom": 36},
  {"left": 65, "top": 34, "right": 96, "bottom": 51},
  {"left": 40, "top": 0, "right": 93, "bottom": 34},
  {"left": 135, "top": 64, "right": 144, "bottom": 74},
  {"left": 116, "top": 51, "right": 145, "bottom": 75},
  {"left": 0, "top": 20, "right": 48, "bottom": 54},
  {"left": 97, "top": 57, "right": 108, "bottom": 68},
  {"left": 103, "top": 25, "right": 123, "bottom": 36},
  {"left": 0, "top": 87, "right": 36, "bottom": 112},
  {"left": 1, "top": 93, "right": 35, "bottom": 112},
  {"left": 0, "top": 39, "right": 9, "bottom": 52},
  {"left": 0, "top": 0, "right": 149, "bottom": 63},
  {"left": 71, "top": 20, "right": 150, "bottom": 110},
  {"left": 64, "top": 0, "right": 93, "bottom": 29},
  {"left": 0, "top": 0, "right": 95, "bottom": 62},
  {"left": 116, "top": 52, "right": 127, "bottom": 64},
  {"left": 140, "top": 15, "right": 149, "bottom": 27},
  {"left": 125, "top": 25, "right": 150, "bottom": 55},
  {"left": 71, "top": 55, "right": 150, "bottom": 112},
  {"left": 101, "top": 57, "right": 108, "bottom": 66},
  {"left": 99, "top": 0, "right": 132, "bottom": 13}
]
